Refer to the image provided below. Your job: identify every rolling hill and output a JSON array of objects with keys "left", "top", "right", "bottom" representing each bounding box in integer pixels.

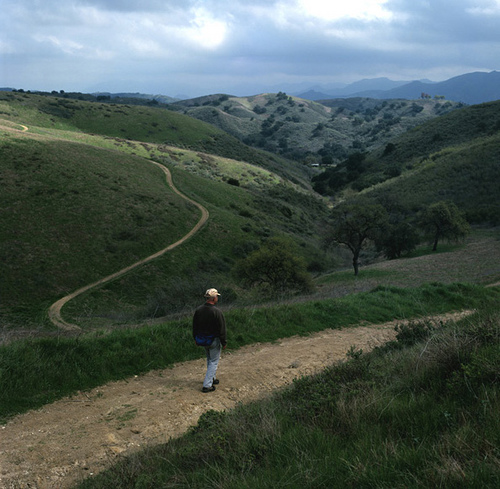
[
  {"left": 0, "top": 92, "right": 330, "bottom": 329},
  {"left": 0, "top": 91, "right": 311, "bottom": 187},
  {"left": 1, "top": 91, "right": 499, "bottom": 331},
  {"left": 169, "top": 93, "right": 463, "bottom": 164},
  {"left": 312, "top": 100, "right": 500, "bottom": 224}
]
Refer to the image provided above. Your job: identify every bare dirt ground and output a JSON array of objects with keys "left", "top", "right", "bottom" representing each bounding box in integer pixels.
[{"left": 0, "top": 311, "right": 474, "bottom": 489}]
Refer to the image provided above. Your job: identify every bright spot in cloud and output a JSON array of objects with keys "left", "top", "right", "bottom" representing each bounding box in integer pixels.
[
  {"left": 298, "top": 0, "right": 393, "bottom": 21},
  {"left": 185, "top": 8, "right": 228, "bottom": 50}
]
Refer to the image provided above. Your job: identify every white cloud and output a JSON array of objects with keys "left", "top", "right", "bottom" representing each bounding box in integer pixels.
[
  {"left": 34, "top": 35, "right": 84, "bottom": 55},
  {"left": 467, "top": 0, "right": 500, "bottom": 16},
  {"left": 297, "top": 0, "right": 393, "bottom": 22}
]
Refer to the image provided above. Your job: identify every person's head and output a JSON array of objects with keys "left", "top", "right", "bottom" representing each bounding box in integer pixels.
[{"left": 204, "top": 288, "right": 221, "bottom": 303}]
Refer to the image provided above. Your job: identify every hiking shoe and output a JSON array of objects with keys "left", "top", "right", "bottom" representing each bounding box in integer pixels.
[
  {"left": 212, "top": 379, "right": 220, "bottom": 385},
  {"left": 202, "top": 386, "right": 216, "bottom": 393}
]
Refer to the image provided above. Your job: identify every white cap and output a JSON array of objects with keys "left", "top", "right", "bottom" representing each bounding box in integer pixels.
[{"left": 204, "top": 288, "right": 221, "bottom": 298}]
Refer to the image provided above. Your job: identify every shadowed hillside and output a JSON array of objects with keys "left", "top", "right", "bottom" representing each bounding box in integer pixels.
[{"left": 312, "top": 100, "right": 500, "bottom": 224}]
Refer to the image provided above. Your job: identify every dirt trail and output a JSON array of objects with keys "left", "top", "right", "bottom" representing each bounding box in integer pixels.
[
  {"left": 48, "top": 161, "right": 209, "bottom": 331},
  {"left": 0, "top": 311, "right": 473, "bottom": 489}
]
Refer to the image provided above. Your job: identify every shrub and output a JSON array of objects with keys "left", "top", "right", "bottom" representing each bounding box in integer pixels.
[{"left": 234, "top": 236, "right": 313, "bottom": 295}]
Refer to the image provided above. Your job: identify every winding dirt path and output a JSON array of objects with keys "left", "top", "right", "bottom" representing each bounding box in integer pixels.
[
  {"left": 0, "top": 310, "right": 473, "bottom": 488},
  {"left": 48, "top": 161, "right": 209, "bottom": 331}
]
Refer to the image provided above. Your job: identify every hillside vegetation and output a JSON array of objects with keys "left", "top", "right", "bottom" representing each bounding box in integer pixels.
[
  {"left": 170, "top": 93, "right": 463, "bottom": 163},
  {"left": 0, "top": 91, "right": 310, "bottom": 185},
  {"left": 313, "top": 100, "right": 500, "bottom": 224},
  {"left": 0, "top": 92, "right": 330, "bottom": 329}
]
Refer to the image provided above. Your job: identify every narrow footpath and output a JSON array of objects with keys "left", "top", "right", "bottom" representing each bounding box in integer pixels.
[{"left": 48, "top": 161, "right": 209, "bottom": 331}]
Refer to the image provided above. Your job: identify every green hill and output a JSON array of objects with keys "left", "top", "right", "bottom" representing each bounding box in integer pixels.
[
  {"left": 0, "top": 91, "right": 311, "bottom": 186},
  {"left": 1, "top": 92, "right": 498, "bottom": 330},
  {"left": 312, "top": 100, "right": 500, "bottom": 224},
  {"left": 170, "top": 93, "right": 463, "bottom": 163},
  {"left": 0, "top": 93, "right": 330, "bottom": 329}
]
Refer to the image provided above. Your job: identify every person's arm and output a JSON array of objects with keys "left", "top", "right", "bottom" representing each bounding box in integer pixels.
[{"left": 218, "top": 310, "right": 227, "bottom": 347}]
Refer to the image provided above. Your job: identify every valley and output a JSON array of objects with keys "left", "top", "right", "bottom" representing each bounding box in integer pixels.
[{"left": 0, "top": 89, "right": 499, "bottom": 488}]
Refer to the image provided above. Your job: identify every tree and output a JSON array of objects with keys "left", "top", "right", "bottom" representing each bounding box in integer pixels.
[
  {"left": 419, "top": 201, "right": 470, "bottom": 251},
  {"left": 377, "top": 221, "right": 420, "bottom": 259},
  {"left": 326, "top": 204, "right": 389, "bottom": 275},
  {"left": 235, "top": 237, "right": 313, "bottom": 294}
]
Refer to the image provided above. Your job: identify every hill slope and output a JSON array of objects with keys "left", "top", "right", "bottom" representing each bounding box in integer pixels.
[
  {"left": 313, "top": 100, "right": 500, "bottom": 223},
  {"left": 170, "top": 93, "right": 463, "bottom": 164},
  {"left": 0, "top": 94, "right": 330, "bottom": 329},
  {"left": 0, "top": 91, "right": 310, "bottom": 186}
]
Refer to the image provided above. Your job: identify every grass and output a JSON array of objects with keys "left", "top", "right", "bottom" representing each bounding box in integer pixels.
[
  {"left": 0, "top": 91, "right": 310, "bottom": 185},
  {"left": 0, "top": 98, "right": 330, "bottom": 328},
  {"left": 0, "top": 135, "right": 199, "bottom": 327},
  {"left": 61, "top": 164, "right": 329, "bottom": 327},
  {"left": 316, "top": 231, "right": 500, "bottom": 293},
  {"left": 75, "top": 304, "right": 500, "bottom": 488},
  {"left": 0, "top": 282, "right": 498, "bottom": 424}
]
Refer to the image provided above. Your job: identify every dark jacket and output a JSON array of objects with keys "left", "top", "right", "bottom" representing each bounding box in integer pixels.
[{"left": 192, "top": 303, "right": 227, "bottom": 346}]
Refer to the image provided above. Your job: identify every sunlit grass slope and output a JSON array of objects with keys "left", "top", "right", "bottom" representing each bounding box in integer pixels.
[{"left": 0, "top": 91, "right": 311, "bottom": 185}]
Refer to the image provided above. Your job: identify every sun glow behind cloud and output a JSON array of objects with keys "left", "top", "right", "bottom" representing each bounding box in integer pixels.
[{"left": 184, "top": 7, "right": 228, "bottom": 50}]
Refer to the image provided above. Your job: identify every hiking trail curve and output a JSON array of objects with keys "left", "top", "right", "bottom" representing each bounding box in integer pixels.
[{"left": 48, "top": 161, "right": 209, "bottom": 331}]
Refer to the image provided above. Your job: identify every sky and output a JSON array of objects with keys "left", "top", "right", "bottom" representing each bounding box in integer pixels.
[{"left": 1, "top": 0, "right": 499, "bottom": 98}]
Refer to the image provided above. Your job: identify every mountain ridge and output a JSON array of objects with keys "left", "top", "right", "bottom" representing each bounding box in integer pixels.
[{"left": 300, "top": 71, "right": 500, "bottom": 105}]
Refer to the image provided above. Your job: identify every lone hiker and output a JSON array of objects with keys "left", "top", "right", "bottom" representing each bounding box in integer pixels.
[{"left": 193, "top": 288, "right": 227, "bottom": 393}]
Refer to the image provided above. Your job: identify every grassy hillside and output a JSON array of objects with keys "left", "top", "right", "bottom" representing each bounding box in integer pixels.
[
  {"left": 0, "top": 132, "right": 200, "bottom": 327},
  {"left": 61, "top": 164, "right": 330, "bottom": 328},
  {"left": 1, "top": 92, "right": 498, "bottom": 330},
  {"left": 170, "top": 93, "right": 463, "bottom": 163},
  {"left": 313, "top": 100, "right": 500, "bottom": 224},
  {"left": 0, "top": 91, "right": 311, "bottom": 186},
  {"left": 0, "top": 94, "right": 330, "bottom": 329}
]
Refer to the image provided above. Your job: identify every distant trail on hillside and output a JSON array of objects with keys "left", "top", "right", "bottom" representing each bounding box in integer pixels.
[{"left": 48, "top": 161, "right": 209, "bottom": 331}]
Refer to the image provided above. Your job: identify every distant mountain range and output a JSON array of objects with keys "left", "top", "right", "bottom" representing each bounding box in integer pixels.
[
  {"left": 296, "top": 71, "right": 500, "bottom": 105},
  {"left": 2, "top": 70, "right": 499, "bottom": 106}
]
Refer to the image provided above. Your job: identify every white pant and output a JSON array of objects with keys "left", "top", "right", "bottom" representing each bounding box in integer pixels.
[{"left": 203, "top": 337, "right": 221, "bottom": 388}]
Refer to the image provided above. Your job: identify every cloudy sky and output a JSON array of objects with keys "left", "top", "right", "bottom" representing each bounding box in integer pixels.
[{"left": 1, "top": 0, "right": 499, "bottom": 97}]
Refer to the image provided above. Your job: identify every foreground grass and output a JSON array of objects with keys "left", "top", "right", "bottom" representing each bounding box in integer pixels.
[
  {"left": 1, "top": 282, "right": 498, "bottom": 424},
  {"left": 77, "top": 305, "right": 500, "bottom": 489}
]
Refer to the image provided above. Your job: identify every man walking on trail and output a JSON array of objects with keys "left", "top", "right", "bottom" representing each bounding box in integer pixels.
[{"left": 193, "top": 288, "right": 227, "bottom": 393}]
